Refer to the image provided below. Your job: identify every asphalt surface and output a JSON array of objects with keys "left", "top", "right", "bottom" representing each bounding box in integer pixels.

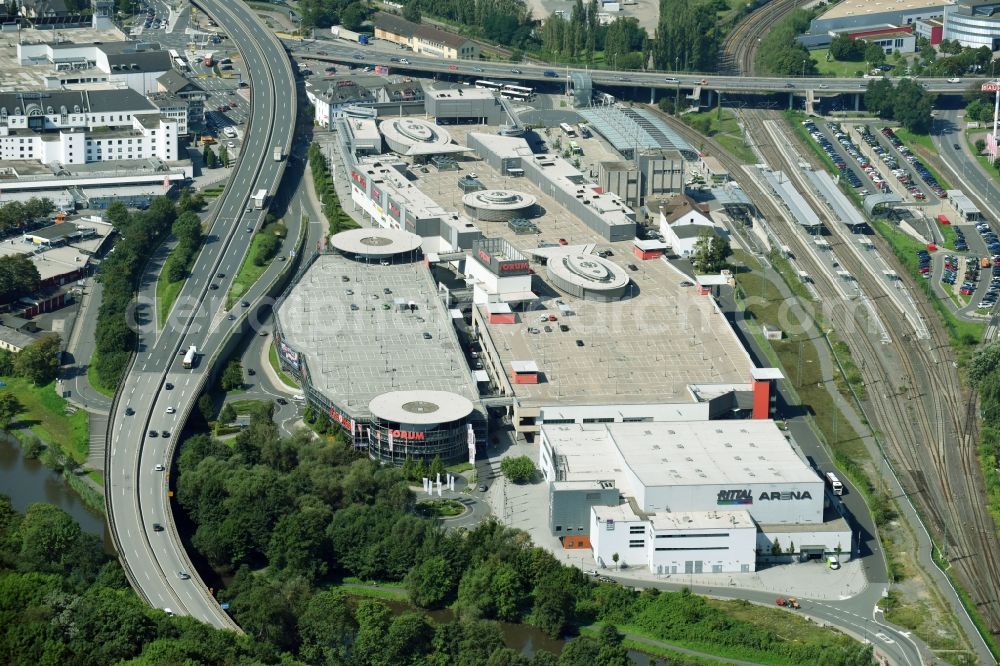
[
  {"left": 289, "top": 37, "right": 980, "bottom": 95},
  {"left": 105, "top": 0, "right": 296, "bottom": 627}
]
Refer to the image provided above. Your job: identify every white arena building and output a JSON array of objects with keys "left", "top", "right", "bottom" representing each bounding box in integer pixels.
[{"left": 541, "top": 420, "right": 852, "bottom": 573}]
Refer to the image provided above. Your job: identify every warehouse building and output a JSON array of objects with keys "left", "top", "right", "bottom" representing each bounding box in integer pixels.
[
  {"left": 374, "top": 12, "right": 481, "bottom": 60},
  {"left": 541, "top": 421, "right": 851, "bottom": 573},
  {"left": 274, "top": 228, "right": 484, "bottom": 464}
]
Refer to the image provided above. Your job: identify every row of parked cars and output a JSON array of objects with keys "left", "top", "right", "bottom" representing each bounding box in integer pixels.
[
  {"left": 941, "top": 254, "right": 977, "bottom": 297},
  {"left": 802, "top": 120, "right": 863, "bottom": 189},
  {"left": 827, "top": 122, "right": 891, "bottom": 195},
  {"left": 880, "top": 127, "right": 947, "bottom": 199},
  {"left": 856, "top": 126, "right": 925, "bottom": 200},
  {"left": 977, "top": 222, "right": 1000, "bottom": 309},
  {"left": 952, "top": 226, "right": 968, "bottom": 252}
]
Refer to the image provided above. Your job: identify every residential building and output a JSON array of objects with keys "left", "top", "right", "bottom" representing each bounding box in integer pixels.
[
  {"left": 156, "top": 70, "right": 205, "bottom": 129},
  {"left": 374, "top": 12, "right": 481, "bottom": 60}
]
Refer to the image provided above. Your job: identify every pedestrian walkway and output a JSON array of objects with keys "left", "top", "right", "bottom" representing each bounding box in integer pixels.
[{"left": 85, "top": 411, "right": 108, "bottom": 471}]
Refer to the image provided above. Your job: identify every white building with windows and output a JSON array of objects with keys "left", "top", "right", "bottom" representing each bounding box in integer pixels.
[
  {"left": 542, "top": 421, "right": 852, "bottom": 574},
  {"left": 0, "top": 90, "right": 177, "bottom": 164}
]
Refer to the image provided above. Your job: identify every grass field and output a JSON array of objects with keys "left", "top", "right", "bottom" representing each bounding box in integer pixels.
[
  {"left": 1, "top": 378, "right": 89, "bottom": 464},
  {"left": 86, "top": 362, "right": 116, "bottom": 397},
  {"left": 964, "top": 128, "right": 1000, "bottom": 189},
  {"left": 156, "top": 269, "right": 184, "bottom": 328},
  {"left": 812, "top": 49, "right": 866, "bottom": 78},
  {"left": 227, "top": 398, "right": 270, "bottom": 415},
  {"left": 267, "top": 345, "right": 299, "bottom": 388},
  {"left": 227, "top": 220, "right": 287, "bottom": 308},
  {"left": 682, "top": 109, "right": 756, "bottom": 164}
]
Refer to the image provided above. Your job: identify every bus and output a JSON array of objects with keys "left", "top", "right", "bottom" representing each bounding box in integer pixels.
[
  {"left": 474, "top": 80, "right": 503, "bottom": 91},
  {"left": 501, "top": 84, "right": 533, "bottom": 100},
  {"left": 174, "top": 57, "right": 188, "bottom": 70},
  {"left": 559, "top": 122, "right": 576, "bottom": 137},
  {"left": 569, "top": 140, "right": 582, "bottom": 155},
  {"left": 825, "top": 472, "right": 843, "bottom": 496},
  {"left": 182, "top": 345, "right": 197, "bottom": 369}
]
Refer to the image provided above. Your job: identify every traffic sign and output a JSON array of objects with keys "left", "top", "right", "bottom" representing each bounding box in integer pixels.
[
  {"left": 982, "top": 82, "right": 1000, "bottom": 92},
  {"left": 449, "top": 64, "right": 458, "bottom": 71}
]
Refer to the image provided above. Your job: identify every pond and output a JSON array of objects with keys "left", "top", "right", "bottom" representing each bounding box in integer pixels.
[{"left": 0, "top": 432, "right": 110, "bottom": 547}]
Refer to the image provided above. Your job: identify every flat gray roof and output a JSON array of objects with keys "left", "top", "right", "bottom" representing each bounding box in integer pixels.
[
  {"left": 579, "top": 106, "right": 695, "bottom": 156},
  {"left": 276, "top": 255, "right": 479, "bottom": 418},
  {"left": 543, "top": 421, "right": 821, "bottom": 488},
  {"left": 369, "top": 389, "right": 474, "bottom": 424}
]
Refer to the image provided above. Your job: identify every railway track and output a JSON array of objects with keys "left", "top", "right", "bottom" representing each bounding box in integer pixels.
[
  {"left": 662, "top": 106, "right": 1000, "bottom": 648},
  {"left": 719, "top": 0, "right": 810, "bottom": 76}
]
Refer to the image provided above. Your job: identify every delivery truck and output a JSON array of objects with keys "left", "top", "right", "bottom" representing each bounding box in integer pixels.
[
  {"left": 273, "top": 146, "right": 283, "bottom": 162},
  {"left": 253, "top": 189, "right": 267, "bottom": 210}
]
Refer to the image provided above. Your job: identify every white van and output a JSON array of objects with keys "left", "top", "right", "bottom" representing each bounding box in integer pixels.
[
  {"left": 292, "top": 394, "right": 305, "bottom": 402},
  {"left": 223, "top": 126, "right": 237, "bottom": 139},
  {"left": 827, "top": 556, "right": 840, "bottom": 570}
]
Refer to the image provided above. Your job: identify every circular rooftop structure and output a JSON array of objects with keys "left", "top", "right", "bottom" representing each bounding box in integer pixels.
[
  {"left": 330, "top": 227, "right": 422, "bottom": 258},
  {"left": 546, "top": 252, "right": 630, "bottom": 302},
  {"left": 369, "top": 390, "right": 474, "bottom": 426},
  {"left": 379, "top": 117, "right": 455, "bottom": 156},
  {"left": 462, "top": 189, "right": 538, "bottom": 222}
]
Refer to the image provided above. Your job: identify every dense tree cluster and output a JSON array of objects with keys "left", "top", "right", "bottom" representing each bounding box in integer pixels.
[
  {"left": 298, "top": 0, "right": 370, "bottom": 30},
  {"left": 691, "top": 231, "right": 732, "bottom": 274},
  {"left": 92, "top": 198, "right": 178, "bottom": 390},
  {"left": 864, "top": 77, "right": 936, "bottom": 134},
  {"left": 654, "top": 0, "right": 720, "bottom": 73},
  {"left": 0, "top": 255, "right": 41, "bottom": 306},
  {"left": 404, "top": 0, "right": 534, "bottom": 49},
  {"left": 754, "top": 8, "right": 816, "bottom": 76},
  {"left": 501, "top": 455, "right": 537, "bottom": 483},
  {"left": 0, "top": 334, "right": 62, "bottom": 387},
  {"left": 829, "top": 34, "right": 866, "bottom": 62},
  {"left": 308, "top": 142, "right": 359, "bottom": 235},
  {"left": 0, "top": 198, "right": 54, "bottom": 235},
  {"left": 163, "top": 207, "right": 204, "bottom": 284}
]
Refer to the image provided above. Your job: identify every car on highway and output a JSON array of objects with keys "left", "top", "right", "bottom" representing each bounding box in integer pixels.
[
  {"left": 247, "top": 368, "right": 256, "bottom": 376},
  {"left": 166, "top": 406, "right": 176, "bottom": 414},
  {"left": 478, "top": 484, "right": 488, "bottom": 492},
  {"left": 818, "top": 83, "right": 828, "bottom": 89},
  {"left": 241, "top": 300, "right": 250, "bottom": 307},
  {"left": 663, "top": 77, "right": 678, "bottom": 83},
  {"left": 148, "top": 429, "right": 158, "bottom": 437},
  {"left": 210, "top": 283, "right": 219, "bottom": 290},
  {"left": 953, "top": 143, "right": 961, "bottom": 150},
  {"left": 165, "top": 382, "right": 173, "bottom": 390},
  {"left": 227, "top": 313, "right": 235, "bottom": 320},
  {"left": 316, "top": 50, "right": 327, "bottom": 55},
  {"left": 161, "top": 430, "right": 170, "bottom": 438},
  {"left": 152, "top": 523, "right": 164, "bottom": 532},
  {"left": 216, "top": 272, "right": 225, "bottom": 278},
  {"left": 177, "top": 571, "right": 191, "bottom": 580},
  {"left": 399, "top": 58, "right": 410, "bottom": 64},
  {"left": 353, "top": 53, "right": 363, "bottom": 59},
  {"left": 510, "top": 68, "right": 521, "bottom": 74},
  {"left": 947, "top": 77, "right": 961, "bottom": 83},
  {"left": 125, "top": 406, "right": 134, "bottom": 415},
  {"left": 276, "top": 397, "right": 288, "bottom": 405},
  {"left": 154, "top": 464, "right": 165, "bottom": 471},
  {"left": 697, "top": 78, "right": 708, "bottom": 85},
  {"left": 474, "top": 66, "right": 484, "bottom": 72}
]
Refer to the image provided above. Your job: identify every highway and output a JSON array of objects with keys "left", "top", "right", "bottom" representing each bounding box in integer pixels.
[
  {"left": 289, "top": 39, "right": 981, "bottom": 95},
  {"left": 104, "top": 0, "right": 296, "bottom": 626}
]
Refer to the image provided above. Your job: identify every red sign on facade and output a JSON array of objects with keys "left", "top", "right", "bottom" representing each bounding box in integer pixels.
[
  {"left": 372, "top": 187, "right": 381, "bottom": 200},
  {"left": 388, "top": 203, "right": 400, "bottom": 218},
  {"left": 351, "top": 171, "right": 367, "bottom": 188},
  {"left": 329, "top": 408, "right": 351, "bottom": 430},
  {"left": 499, "top": 261, "right": 530, "bottom": 272},
  {"left": 477, "top": 248, "right": 491, "bottom": 265},
  {"left": 376, "top": 429, "right": 426, "bottom": 441}
]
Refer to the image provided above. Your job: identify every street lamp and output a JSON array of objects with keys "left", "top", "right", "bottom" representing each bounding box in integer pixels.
[{"left": 801, "top": 59, "right": 806, "bottom": 78}]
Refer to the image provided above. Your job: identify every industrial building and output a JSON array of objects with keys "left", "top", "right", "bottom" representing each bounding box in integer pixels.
[
  {"left": 273, "top": 227, "right": 483, "bottom": 464},
  {"left": 943, "top": 0, "right": 1000, "bottom": 48},
  {"left": 15, "top": 40, "right": 170, "bottom": 94},
  {"left": 541, "top": 421, "right": 851, "bottom": 573}
]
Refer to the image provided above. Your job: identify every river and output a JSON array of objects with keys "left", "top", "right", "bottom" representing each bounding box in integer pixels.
[{"left": 0, "top": 433, "right": 110, "bottom": 545}]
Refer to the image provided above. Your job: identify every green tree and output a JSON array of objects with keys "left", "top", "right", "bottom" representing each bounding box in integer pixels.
[
  {"left": 297, "top": 590, "right": 357, "bottom": 665},
  {"left": 220, "top": 359, "right": 244, "bottom": 391},
  {"left": 0, "top": 254, "right": 42, "bottom": 304},
  {"left": 14, "top": 334, "right": 61, "bottom": 385},
  {"left": 197, "top": 393, "right": 215, "bottom": 421},
  {"left": 829, "top": 33, "right": 864, "bottom": 61},
  {"left": 406, "top": 554, "right": 458, "bottom": 608},
  {"left": 969, "top": 341, "right": 1000, "bottom": 386},
  {"left": 15, "top": 503, "right": 102, "bottom": 579},
  {"left": 267, "top": 506, "right": 333, "bottom": 583},
  {"left": 691, "top": 231, "right": 731, "bottom": 273},
  {"left": 0, "top": 391, "right": 22, "bottom": 428},
  {"left": 500, "top": 455, "right": 536, "bottom": 483},
  {"left": 402, "top": 1, "right": 421, "bottom": 22},
  {"left": 864, "top": 41, "right": 886, "bottom": 68},
  {"left": 595, "top": 624, "right": 629, "bottom": 666},
  {"left": 219, "top": 402, "right": 236, "bottom": 423},
  {"left": 218, "top": 143, "right": 229, "bottom": 167}
]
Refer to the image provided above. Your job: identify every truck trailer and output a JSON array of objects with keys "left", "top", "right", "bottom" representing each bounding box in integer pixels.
[
  {"left": 331, "top": 25, "right": 369, "bottom": 44},
  {"left": 253, "top": 189, "right": 267, "bottom": 210},
  {"left": 273, "top": 146, "right": 283, "bottom": 162},
  {"left": 182, "top": 345, "right": 197, "bottom": 369}
]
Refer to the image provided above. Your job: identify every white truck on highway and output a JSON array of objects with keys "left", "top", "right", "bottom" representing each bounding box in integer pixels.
[
  {"left": 331, "top": 25, "right": 370, "bottom": 44},
  {"left": 182, "top": 345, "right": 197, "bottom": 369},
  {"left": 273, "top": 146, "right": 282, "bottom": 162},
  {"left": 252, "top": 189, "right": 267, "bottom": 210}
]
